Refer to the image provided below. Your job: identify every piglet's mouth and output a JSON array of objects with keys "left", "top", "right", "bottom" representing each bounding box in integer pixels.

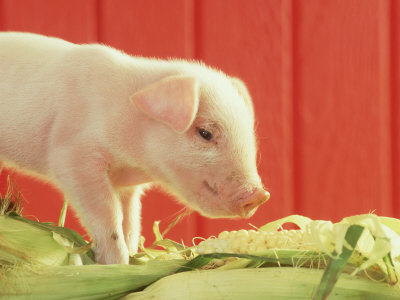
[{"left": 200, "top": 180, "right": 270, "bottom": 218}]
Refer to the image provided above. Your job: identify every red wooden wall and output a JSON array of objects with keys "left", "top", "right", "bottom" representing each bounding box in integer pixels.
[{"left": 0, "top": 0, "right": 399, "bottom": 246}]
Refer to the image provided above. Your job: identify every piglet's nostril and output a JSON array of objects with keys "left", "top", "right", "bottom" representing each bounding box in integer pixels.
[{"left": 239, "top": 190, "right": 270, "bottom": 218}]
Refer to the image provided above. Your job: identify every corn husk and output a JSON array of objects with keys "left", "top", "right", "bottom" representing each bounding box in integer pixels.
[
  {"left": 0, "top": 214, "right": 95, "bottom": 266},
  {"left": 123, "top": 267, "right": 400, "bottom": 300},
  {"left": 0, "top": 215, "right": 68, "bottom": 266},
  {"left": 1, "top": 260, "right": 186, "bottom": 300}
]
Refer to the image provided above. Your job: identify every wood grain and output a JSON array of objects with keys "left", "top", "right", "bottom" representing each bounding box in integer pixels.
[{"left": 292, "top": 0, "right": 392, "bottom": 219}]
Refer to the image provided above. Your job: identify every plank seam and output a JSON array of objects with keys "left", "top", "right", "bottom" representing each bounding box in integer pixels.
[
  {"left": 282, "top": 0, "right": 296, "bottom": 214},
  {"left": 378, "top": 0, "right": 394, "bottom": 215}
]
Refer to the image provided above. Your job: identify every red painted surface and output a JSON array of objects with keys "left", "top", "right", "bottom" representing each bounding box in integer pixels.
[{"left": 0, "top": 0, "right": 399, "bottom": 245}]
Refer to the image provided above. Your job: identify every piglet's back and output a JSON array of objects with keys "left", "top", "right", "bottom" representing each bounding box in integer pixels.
[{"left": 0, "top": 32, "right": 76, "bottom": 172}]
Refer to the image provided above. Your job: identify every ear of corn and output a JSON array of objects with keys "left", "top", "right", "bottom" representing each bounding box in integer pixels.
[
  {"left": 0, "top": 181, "right": 95, "bottom": 266},
  {"left": 0, "top": 214, "right": 95, "bottom": 266},
  {"left": 194, "top": 214, "right": 400, "bottom": 278},
  {"left": 122, "top": 267, "right": 400, "bottom": 300},
  {"left": 0, "top": 260, "right": 186, "bottom": 300},
  {"left": 173, "top": 214, "right": 400, "bottom": 300},
  {"left": 0, "top": 216, "right": 69, "bottom": 266}
]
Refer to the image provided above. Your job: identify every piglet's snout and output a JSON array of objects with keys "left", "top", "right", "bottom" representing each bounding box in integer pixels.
[{"left": 237, "top": 189, "right": 270, "bottom": 218}]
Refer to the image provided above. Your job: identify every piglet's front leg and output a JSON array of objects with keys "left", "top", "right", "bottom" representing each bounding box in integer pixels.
[{"left": 51, "top": 153, "right": 129, "bottom": 264}]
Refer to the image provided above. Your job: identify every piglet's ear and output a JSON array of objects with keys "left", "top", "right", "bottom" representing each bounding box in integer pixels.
[
  {"left": 230, "top": 77, "right": 254, "bottom": 118},
  {"left": 130, "top": 75, "right": 199, "bottom": 133}
]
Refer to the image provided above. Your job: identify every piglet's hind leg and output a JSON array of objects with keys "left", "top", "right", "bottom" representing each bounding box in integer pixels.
[{"left": 119, "top": 185, "right": 147, "bottom": 256}]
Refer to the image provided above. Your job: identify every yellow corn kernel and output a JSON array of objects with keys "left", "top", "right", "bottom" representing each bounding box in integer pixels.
[{"left": 196, "top": 229, "right": 314, "bottom": 255}]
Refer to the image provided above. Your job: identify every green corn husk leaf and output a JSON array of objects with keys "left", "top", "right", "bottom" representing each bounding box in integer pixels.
[
  {"left": 0, "top": 178, "right": 95, "bottom": 264},
  {"left": 176, "top": 253, "right": 279, "bottom": 273},
  {"left": 1, "top": 259, "right": 186, "bottom": 300},
  {"left": 259, "top": 215, "right": 313, "bottom": 232},
  {"left": 216, "top": 257, "right": 254, "bottom": 270},
  {"left": 313, "top": 224, "right": 364, "bottom": 300},
  {"left": 0, "top": 216, "right": 69, "bottom": 266},
  {"left": 153, "top": 238, "right": 187, "bottom": 252},
  {"left": 11, "top": 214, "right": 94, "bottom": 259},
  {"left": 254, "top": 249, "right": 330, "bottom": 269},
  {"left": 178, "top": 250, "right": 329, "bottom": 273},
  {"left": 380, "top": 216, "right": 400, "bottom": 236},
  {"left": 0, "top": 214, "right": 95, "bottom": 266},
  {"left": 152, "top": 220, "right": 163, "bottom": 242},
  {"left": 132, "top": 220, "right": 195, "bottom": 262},
  {"left": 341, "top": 214, "right": 400, "bottom": 273},
  {"left": 123, "top": 267, "right": 400, "bottom": 300},
  {"left": 305, "top": 214, "right": 400, "bottom": 284}
]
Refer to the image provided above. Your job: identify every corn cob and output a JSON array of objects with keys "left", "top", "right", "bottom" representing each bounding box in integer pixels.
[{"left": 196, "top": 229, "right": 316, "bottom": 255}]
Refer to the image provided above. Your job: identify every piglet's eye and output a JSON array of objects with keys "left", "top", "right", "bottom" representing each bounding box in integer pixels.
[{"left": 197, "top": 128, "right": 213, "bottom": 141}]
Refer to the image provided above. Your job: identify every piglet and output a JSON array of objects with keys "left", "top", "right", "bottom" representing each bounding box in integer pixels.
[{"left": 0, "top": 32, "right": 270, "bottom": 264}]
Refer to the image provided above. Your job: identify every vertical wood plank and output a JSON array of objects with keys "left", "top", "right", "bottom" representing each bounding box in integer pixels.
[
  {"left": 377, "top": 0, "right": 393, "bottom": 215},
  {"left": 98, "top": 0, "right": 197, "bottom": 244},
  {"left": 0, "top": 1, "right": 4, "bottom": 30},
  {"left": 292, "top": 0, "right": 393, "bottom": 220},
  {"left": 281, "top": 0, "right": 295, "bottom": 213},
  {"left": 392, "top": 0, "right": 400, "bottom": 217},
  {"left": 196, "top": 0, "right": 287, "bottom": 238}
]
